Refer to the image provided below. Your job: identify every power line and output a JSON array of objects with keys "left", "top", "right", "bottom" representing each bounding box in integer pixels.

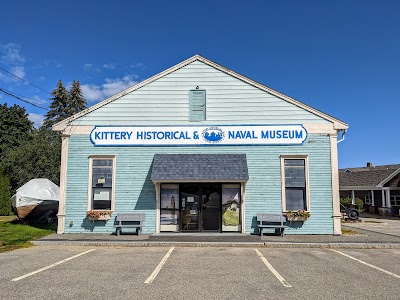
[
  {"left": 0, "top": 87, "right": 49, "bottom": 106},
  {"left": 0, "top": 66, "right": 51, "bottom": 94},
  {"left": 0, "top": 87, "right": 48, "bottom": 110}
]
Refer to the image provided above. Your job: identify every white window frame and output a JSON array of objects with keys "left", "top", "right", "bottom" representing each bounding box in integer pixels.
[
  {"left": 390, "top": 195, "right": 400, "bottom": 206},
  {"left": 87, "top": 155, "right": 116, "bottom": 211},
  {"left": 280, "top": 155, "right": 310, "bottom": 212}
]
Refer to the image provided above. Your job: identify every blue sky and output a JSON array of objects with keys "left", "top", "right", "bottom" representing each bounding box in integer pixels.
[{"left": 0, "top": 0, "right": 398, "bottom": 168}]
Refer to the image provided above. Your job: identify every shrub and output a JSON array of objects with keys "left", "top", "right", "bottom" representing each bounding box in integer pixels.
[{"left": 340, "top": 196, "right": 364, "bottom": 212}]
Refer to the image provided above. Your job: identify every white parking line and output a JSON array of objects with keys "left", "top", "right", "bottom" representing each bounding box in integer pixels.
[
  {"left": 12, "top": 249, "right": 96, "bottom": 282},
  {"left": 254, "top": 249, "right": 292, "bottom": 288},
  {"left": 331, "top": 249, "right": 400, "bottom": 280},
  {"left": 145, "top": 247, "right": 175, "bottom": 284}
]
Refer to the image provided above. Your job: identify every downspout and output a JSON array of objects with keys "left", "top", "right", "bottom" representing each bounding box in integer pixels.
[{"left": 337, "top": 129, "right": 347, "bottom": 144}]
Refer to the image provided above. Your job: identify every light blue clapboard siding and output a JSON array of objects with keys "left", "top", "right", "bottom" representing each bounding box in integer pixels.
[
  {"left": 64, "top": 134, "right": 333, "bottom": 234},
  {"left": 71, "top": 61, "right": 331, "bottom": 126}
]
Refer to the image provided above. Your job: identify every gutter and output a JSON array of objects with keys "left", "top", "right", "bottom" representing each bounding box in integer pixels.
[{"left": 337, "top": 129, "right": 347, "bottom": 144}]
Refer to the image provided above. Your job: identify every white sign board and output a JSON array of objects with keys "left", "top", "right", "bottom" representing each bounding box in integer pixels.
[{"left": 90, "top": 125, "right": 307, "bottom": 146}]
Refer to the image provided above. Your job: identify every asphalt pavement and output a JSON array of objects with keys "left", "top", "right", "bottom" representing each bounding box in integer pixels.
[{"left": 1, "top": 246, "right": 399, "bottom": 300}]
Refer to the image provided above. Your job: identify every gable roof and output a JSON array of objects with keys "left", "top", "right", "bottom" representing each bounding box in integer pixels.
[
  {"left": 53, "top": 54, "right": 348, "bottom": 131},
  {"left": 339, "top": 164, "right": 400, "bottom": 187}
]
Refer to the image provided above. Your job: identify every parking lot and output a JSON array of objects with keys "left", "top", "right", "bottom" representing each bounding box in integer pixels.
[{"left": 1, "top": 246, "right": 399, "bottom": 300}]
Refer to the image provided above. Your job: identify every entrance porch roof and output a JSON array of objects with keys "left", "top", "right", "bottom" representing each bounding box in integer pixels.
[{"left": 151, "top": 154, "right": 249, "bottom": 183}]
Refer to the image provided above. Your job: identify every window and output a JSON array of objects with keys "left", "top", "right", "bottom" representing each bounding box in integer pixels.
[
  {"left": 88, "top": 156, "right": 115, "bottom": 211},
  {"left": 365, "top": 191, "right": 372, "bottom": 205},
  {"left": 189, "top": 90, "right": 206, "bottom": 121},
  {"left": 281, "top": 156, "right": 309, "bottom": 211},
  {"left": 390, "top": 195, "right": 400, "bottom": 206}
]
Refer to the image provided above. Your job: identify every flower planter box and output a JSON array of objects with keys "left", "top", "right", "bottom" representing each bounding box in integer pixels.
[
  {"left": 286, "top": 216, "right": 308, "bottom": 222},
  {"left": 88, "top": 215, "right": 111, "bottom": 221}
]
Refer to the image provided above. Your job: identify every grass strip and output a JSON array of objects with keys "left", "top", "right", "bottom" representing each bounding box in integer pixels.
[
  {"left": 0, "top": 221, "right": 56, "bottom": 253},
  {"left": 341, "top": 229, "right": 360, "bottom": 235}
]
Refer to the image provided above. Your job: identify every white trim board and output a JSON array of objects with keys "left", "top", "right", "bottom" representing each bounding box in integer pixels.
[{"left": 377, "top": 167, "right": 400, "bottom": 187}]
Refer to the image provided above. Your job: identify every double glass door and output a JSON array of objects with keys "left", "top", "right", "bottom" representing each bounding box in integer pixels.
[{"left": 180, "top": 184, "right": 221, "bottom": 232}]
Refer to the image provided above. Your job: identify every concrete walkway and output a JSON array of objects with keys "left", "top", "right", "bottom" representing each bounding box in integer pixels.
[{"left": 34, "top": 217, "right": 400, "bottom": 248}]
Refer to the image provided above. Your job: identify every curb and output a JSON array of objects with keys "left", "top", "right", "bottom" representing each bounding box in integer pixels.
[{"left": 32, "top": 240, "right": 400, "bottom": 249}]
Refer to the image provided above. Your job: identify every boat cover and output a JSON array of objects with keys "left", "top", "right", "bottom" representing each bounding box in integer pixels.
[{"left": 11, "top": 178, "right": 60, "bottom": 208}]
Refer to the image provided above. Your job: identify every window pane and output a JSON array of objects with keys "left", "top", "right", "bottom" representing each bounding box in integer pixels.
[
  {"left": 285, "top": 167, "right": 305, "bottom": 187},
  {"left": 93, "top": 187, "right": 111, "bottom": 210},
  {"left": 92, "top": 168, "right": 113, "bottom": 187},
  {"left": 160, "top": 185, "right": 179, "bottom": 209},
  {"left": 93, "top": 159, "right": 113, "bottom": 167},
  {"left": 284, "top": 159, "right": 305, "bottom": 167},
  {"left": 93, "top": 188, "right": 111, "bottom": 200},
  {"left": 93, "top": 200, "right": 111, "bottom": 210},
  {"left": 160, "top": 209, "right": 178, "bottom": 225},
  {"left": 286, "top": 188, "right": 306, "bottom": 211},
  {"left": 285, "top": 158, "right": 305, "bottom": 188}
]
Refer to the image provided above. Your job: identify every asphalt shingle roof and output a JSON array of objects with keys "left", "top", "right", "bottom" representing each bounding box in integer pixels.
[
  {"left": 151, "top": 154, "right": 249, "bottom": 181},
  {"left": 339, "top": 164, "right": 400, "bottom": 187}
]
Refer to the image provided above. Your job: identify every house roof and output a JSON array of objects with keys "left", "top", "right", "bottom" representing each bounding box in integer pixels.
[
  {"left": 53, "top": 54, "right": 348, "bottom": 131},
  {"left": 151, "top": 154, "right": 249, "bottom": 182},
  {"left": 339, "top": 164, "right": 400, "bottom": 187}
]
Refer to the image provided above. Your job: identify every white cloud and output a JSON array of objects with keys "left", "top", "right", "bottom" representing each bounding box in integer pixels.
[
  {"left": 11, "top": 66, "right": 25, "bottom": 79},
  {"left": 84, "top": 63, "right": 93, "bottom": 71},
  {"left": 130, "top": 63, "right": 146, "bottom": 70},
  {"left": 0, "top": 43, "right": 26, "bottom": 83},
  {"left": 81, "top": 75, "right": 138, "bottom": 102},
  {"left": 28, "top": 113, "right": 45, "bottom": 128},
  {"left": 103, "top": 63, "right": 116, "bottom": 70},
  {"left": 83, "top": 63, "right": 101, "bottom": 72},
  {"left": 81, "top": 84, "right": 103, "bottom": 102},
  {"left": 0, "top": 66, "right": 25, "bottom": 83},
  {"left": 0, "top": 43, "right": 25, "bottom": 65},
  {"left": 56, "top": 63, "right": 63, "bottom": 68},
  {"left": 31, "top": 95, "right": 48, "bottom": 106}
]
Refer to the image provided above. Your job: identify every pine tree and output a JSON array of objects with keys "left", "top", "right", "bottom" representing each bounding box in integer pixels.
[
  {"left": 43, "top": 80, "right": 70, "bottom": 129},
  {"left": 68, "top": 80, "right": 87, "bottom": 115},
  {"left": 0, "top": 168, "right": 11, "bottom": 216}
]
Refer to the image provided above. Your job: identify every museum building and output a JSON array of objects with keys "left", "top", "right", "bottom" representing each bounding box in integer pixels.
[{"left": 53, "top": 55, "right": 348, "bottom": 235}]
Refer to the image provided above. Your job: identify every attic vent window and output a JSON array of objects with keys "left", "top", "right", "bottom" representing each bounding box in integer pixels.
[{"left": 189, "top": 90, "right": 206, "bottom": 121}]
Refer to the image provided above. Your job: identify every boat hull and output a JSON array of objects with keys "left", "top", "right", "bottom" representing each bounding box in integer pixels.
[{"left": 13, "top": 201, "right": 59, "bottom": 220}]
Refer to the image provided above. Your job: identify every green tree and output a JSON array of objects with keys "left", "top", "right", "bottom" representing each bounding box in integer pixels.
[
  {"left": 68, "top": 80, "right": 87, "bottom": 115},
  {"left": 43, "top": 80, "right": 70, "bottom": 129},
  {"left": 0, "top": 168, "right": 11, "bottom": 216},
  {"left": 1, "top": 127, "right": 61, "bottom": 195},
  {"left": 0, "top": 103, "right": 34, "bottom": 159}
]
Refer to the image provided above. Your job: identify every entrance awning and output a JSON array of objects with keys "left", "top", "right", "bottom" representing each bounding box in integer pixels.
[{"left": 151, "top": 154, "right": 249, "bottom": 183}]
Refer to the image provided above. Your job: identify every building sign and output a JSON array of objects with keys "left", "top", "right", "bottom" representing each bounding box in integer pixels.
[{"left": 90, "top": 125, "right": 307, "bottom": 146}]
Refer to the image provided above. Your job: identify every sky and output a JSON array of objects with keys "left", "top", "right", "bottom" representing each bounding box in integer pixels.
[{"left": 0, "top": 0, "right": 398, "bottom": 168}]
